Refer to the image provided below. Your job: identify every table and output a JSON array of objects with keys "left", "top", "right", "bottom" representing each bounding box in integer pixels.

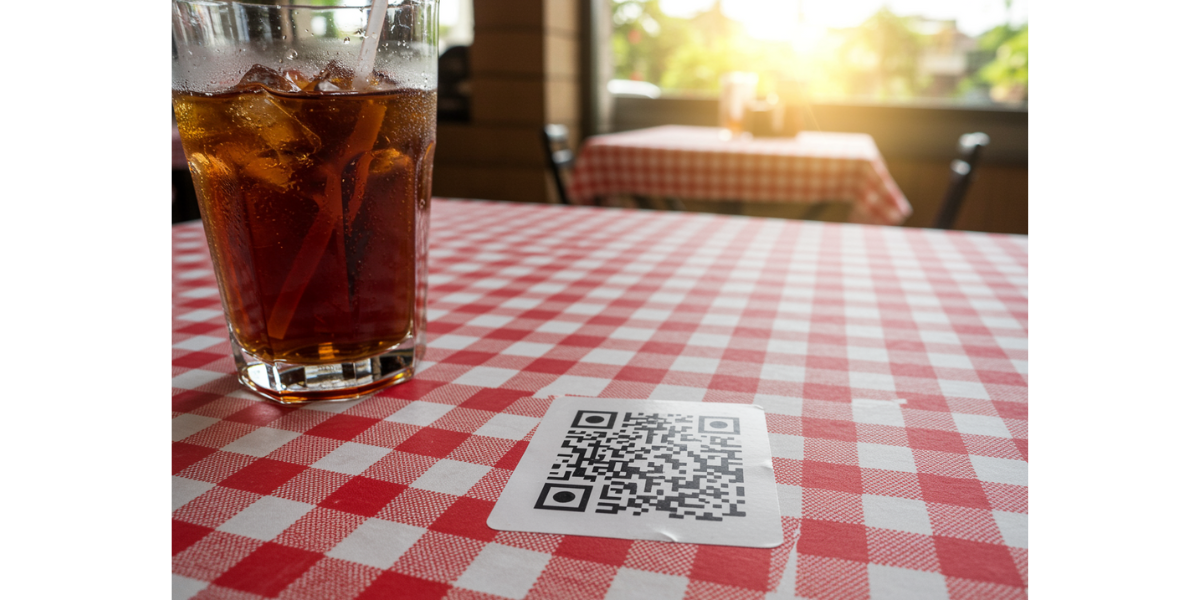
[
  {"left": 173, "top": 199, "right": 1027, "bottom": 599},
  {"left": 567, "top": 126, "right": 913, "bottom": 226}
]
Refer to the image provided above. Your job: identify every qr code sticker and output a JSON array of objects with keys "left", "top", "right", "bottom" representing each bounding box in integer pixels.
[{"left": 535, "top": 410, "right": 747, "bottom": 521}]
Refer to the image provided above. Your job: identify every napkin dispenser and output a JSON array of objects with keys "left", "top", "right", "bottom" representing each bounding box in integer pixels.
[{"left": 747, "top": 95, "right": 788, "bottom": 138}]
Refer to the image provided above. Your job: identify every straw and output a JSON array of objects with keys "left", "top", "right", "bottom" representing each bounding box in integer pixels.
[
  {"left": 266, "top": 102, "right": 388, "bottom": 341},
  {"left": 264, "top": 0, "right": 394, "bottom": 341},
  {"left": 354, "top": 0, "right": 391, "bottom": 88}
]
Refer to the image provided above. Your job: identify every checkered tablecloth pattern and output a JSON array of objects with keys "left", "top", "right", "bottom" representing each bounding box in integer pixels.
[
  {"left": 174, "top": 199, "right": 1027, "bottom": 599},
  {"left": 566, "top": 126, "right": 913, "bottom": 226}
]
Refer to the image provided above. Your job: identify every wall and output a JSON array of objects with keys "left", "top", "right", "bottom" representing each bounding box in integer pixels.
[
  {"left": 431, "top": 0, "right": 581, "bottom": 204},
  {"left": 886, "top": 160, "right": 1028, "bottom": 234},
  {"left": 704, "top": 160, "right": 1028, "bottom": 236}
]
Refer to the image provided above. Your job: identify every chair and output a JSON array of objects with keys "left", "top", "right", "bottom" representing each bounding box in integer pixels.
[
  {"left": 541, "top": 124, "right": 575, "bottom": 204},
  {"left": 437, "top": 45, "right": 471, "bottom": 122},
  {"left": 172, "top": 123, "right": 202, "bottom": 223},
  {"left": 932, "top": 132, "right": 990, "bottom": 230},
  {"left": 541, "top": 124, "right": 685, "bottom": 210}
]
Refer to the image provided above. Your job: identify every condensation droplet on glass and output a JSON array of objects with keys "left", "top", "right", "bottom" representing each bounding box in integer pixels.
[
  {"left": 286, "top": 49, "right": 298, "bottom": 60},
  {"left": 343, "top": 37, "right": 350, "bottom": 44}
]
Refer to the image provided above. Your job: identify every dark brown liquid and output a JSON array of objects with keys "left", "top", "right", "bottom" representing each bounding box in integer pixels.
[{"left": 173, "top": 84, "right": 435, "bottom": 365}]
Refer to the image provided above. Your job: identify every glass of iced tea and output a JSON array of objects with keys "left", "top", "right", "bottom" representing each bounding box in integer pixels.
[{"left": 172, "top": 0, "right": 437, "bottom": 403}]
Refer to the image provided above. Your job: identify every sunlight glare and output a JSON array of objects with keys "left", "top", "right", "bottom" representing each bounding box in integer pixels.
[
  {"left": 441, "top": 0, "right": 458, "bottom": 25},
  {"left": 721, "top": 0, "right": 801, "bottom": 41},
  {"left": 657, "top": 0, "right": 1028, "bottom": 39}
]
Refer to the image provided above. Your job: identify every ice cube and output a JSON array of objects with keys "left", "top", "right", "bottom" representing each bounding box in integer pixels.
[
  {"left": 227, "top": 93, "right": 321, "bottom": 191},
  {"left": 212, "top": 142, "right": 256, "bottom": 168},
  {"left": 367, "top": 148, "right": 412, "bottom": 176},
  {"left": 311, "top": 60, "right": 355, "bottom": 92},
  {"left": 186, "top": 152, "right": 213, "bottom": 179},
  {"left": 283, "top": 69, "right": 313, "bottom": 92},
  {"left": 207, "top": 142, "right": 298, "bottom": 191},
  {"left": 243, "top": 155, "right": 296, "bottom": 189},
  {"left": 368, "top": 69, "right": 401, "bottom": 91},
  {"left": 232, "top": 93, "right": 322, "bottom": 156},
  {"left": 231, "top": 64, "right": 301, "bottom": 94},
  {"left": 316, "top": 80, "right": 343, "bottom": 93},
  {"left": 187, "top": 152, "right": 240, "bottom": 205}
]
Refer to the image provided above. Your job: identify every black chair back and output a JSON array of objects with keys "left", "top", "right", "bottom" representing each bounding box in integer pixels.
[
  {"left": 932, "top": 132, "right": 990, "bottom": 230},
  {"left": 542, "top": 124, "right": 575, "bottom": 204},
  {"left": 437, "top": 45, "right": 471, "bottom": 122}
]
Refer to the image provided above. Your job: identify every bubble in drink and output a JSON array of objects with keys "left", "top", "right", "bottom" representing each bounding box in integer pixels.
[{"left": 173, "top": 65, "right": 436, "bottom": 366}]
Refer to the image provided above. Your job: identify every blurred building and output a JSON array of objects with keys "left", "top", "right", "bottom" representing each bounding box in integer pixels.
[{"left": 915, "top": 19, "right": 977, "bottom": 99}]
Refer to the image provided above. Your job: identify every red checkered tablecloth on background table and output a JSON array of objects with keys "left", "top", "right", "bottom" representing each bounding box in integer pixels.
[
  {"left": 173, "top": 199, "right": 1027, "bottom": 599},
  {"left": 566, "top": 126, "right": 913, "bottom": 226}
]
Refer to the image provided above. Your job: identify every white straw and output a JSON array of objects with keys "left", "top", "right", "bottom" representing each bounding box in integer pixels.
[{"left": 354, "top": 0, "right": 390, "bottom": 88}]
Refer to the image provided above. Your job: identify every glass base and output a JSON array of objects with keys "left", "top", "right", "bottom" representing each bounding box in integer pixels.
[{"left": 231, "top": 336, "right": 421, "bottom": 404}]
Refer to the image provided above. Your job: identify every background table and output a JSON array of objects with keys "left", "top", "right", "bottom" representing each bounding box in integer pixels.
[
  {"left": 173, "top": 199, "right": 1027, "bottom": 599},
  {"left": 567, "top": 126, "right": 913, "bottom": 226}
]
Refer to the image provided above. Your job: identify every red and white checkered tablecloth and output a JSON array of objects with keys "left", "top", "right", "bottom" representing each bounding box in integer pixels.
[
  {"left": 174, "top": 199, "right": 1027, "bottom": 600},
  {"left": 566, "top": 126, "right": 913, "bottom": 226}
]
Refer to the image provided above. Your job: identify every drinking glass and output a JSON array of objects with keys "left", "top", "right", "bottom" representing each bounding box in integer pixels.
[
  {"left": 718, "top": 71, "right": 758, "bottom": 137},
  {"left": 172, "top": 0, "right": 438, "bottom": 403}
]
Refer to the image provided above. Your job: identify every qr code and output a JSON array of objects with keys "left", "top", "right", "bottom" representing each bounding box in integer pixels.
[{"left": 533, "top": 410, "right": 747, "bottom": 521}]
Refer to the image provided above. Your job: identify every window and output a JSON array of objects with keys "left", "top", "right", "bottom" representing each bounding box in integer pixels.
[
  {"left": 439, "top": 0, "right": 473, "bottom": 53},
  {"left": 609, "top": 0, "right": 1028, "bottom": 106}
]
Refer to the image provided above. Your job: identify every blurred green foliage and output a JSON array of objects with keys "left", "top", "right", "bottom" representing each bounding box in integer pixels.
[
  {"left": 838, "top": 8, "right": 927, "bottom": 100},
  {"left": 609, "top": 0, "right": 1027, "bottom": 105},
  {"left": 978, "top": 24, "right": 1028, "bottom": 101}
]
